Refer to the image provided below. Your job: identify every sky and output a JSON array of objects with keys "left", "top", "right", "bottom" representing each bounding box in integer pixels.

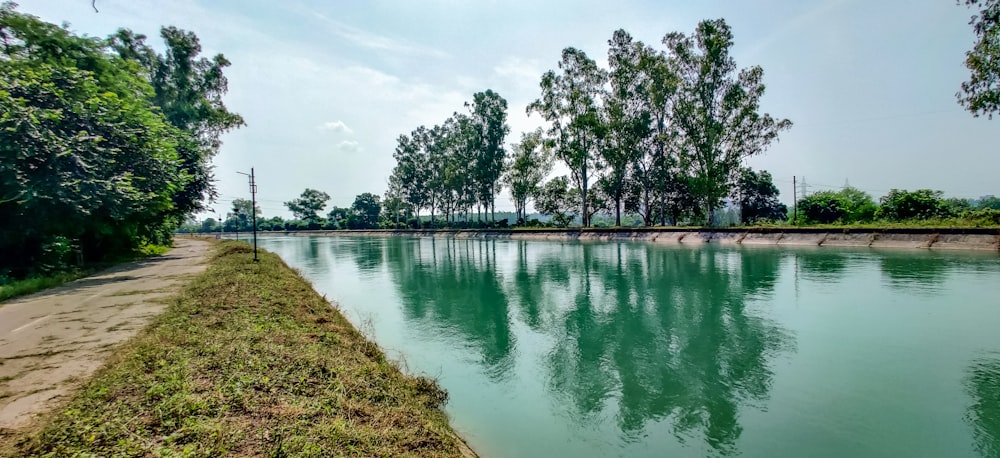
[{"left": 18, "top": 0, "right": 999, "bottom": 219}]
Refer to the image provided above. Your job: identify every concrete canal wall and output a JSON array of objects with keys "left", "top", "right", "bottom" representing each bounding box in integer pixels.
[{"left": 221, "top": 227, "right": 1000, "bottom": 252}]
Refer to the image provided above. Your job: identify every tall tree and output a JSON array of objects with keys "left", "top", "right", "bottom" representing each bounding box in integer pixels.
[
  {"left": 664, "top": 19, "right": 792, "bottom": 224},
  {"left": 228, "top": 198, "right": 261, "bottom": 231},
  {"left": 109, "top": 25, "right": 244, "bottom": 218},
  {"left": 535, "top": 176, "right": 579, "bottom": 228},
  {"left": 468, "top": 90, "right": 510, "bottom": 221},
  {"left": 350, "top": 192, "right": 382, "bottom": 229},
  {"left": 390, "top": 132, "right": 429, "bottom": 223},
  {"left": 732, "top": 169, "right": 786, "bottom": 224},
  {"left": 504, "top": 129, "right": 553, "bottom": 224},
  {"left": 529, "top": 48, "right": 608, "bottom": 227},
  {"left": 603, "top": 30, "right": 653, "bottom": 226},
  {"left": 958, "top": 0, "right": 1000, "bottom": 118},
  {"left": 284, "top": 188, "right": 329, "bottom": 222},
  {"left": 0, "top": 5, "right": 188, "bottom": 272}
]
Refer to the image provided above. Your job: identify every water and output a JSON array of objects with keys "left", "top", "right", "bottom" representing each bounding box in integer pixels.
[{"left": 257, "top": 236, "right": 1000, "bottom": 457}]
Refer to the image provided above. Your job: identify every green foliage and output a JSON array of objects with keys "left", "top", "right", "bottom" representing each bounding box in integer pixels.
[
  {"left": 797, "top": 187, "right": 877, "bottom": 225},
  {"left": 351, "top": 192, "right": 382, "bottom": 229},
  {"left": 876, "top": 189, "right": 953, "bottom": 221},
  {"left": 535, "top": 176, "right": 579, "bottom": 227},
  {"left": 958, "top": 0, "right": 1000, "bottom": 118},
  {"left": 665, "top": 19, "right": 792, "bottom": 222},
  {"left": 0, "top": 4, "right": 240, "bottom": 280},
  {"left": 284, "top": 188, "right": 330, "bottom": 222},
  {"left": 733, "top": 169, "right": 786, "bottom": 224},
  {"left": 503, "top": 129, "right": 553, "bottom": 224},
  {"left": 528, "top": 47, "right": 607, "bottom": 227}
]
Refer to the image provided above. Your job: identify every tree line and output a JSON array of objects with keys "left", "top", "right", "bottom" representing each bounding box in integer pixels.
[
  {"left": 382, "top": 20, "right": 793, "bottom": 228},
  {"left": 0, "top": 4, "right": 241, "bottom": 280}
]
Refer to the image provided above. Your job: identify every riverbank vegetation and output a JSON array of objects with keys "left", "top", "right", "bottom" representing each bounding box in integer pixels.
[
  {"left": 1, "top": 241, "right": 468, "bottom": 457},
  {"left": 177, "top": 15, "right": 997, "bottom": 235},
  {"left": 0, "top": 4, "right": 242, "bottom": 282}
]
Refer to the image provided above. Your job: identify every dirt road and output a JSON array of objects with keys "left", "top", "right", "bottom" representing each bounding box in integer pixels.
[{"left": 0, "top": 238, "right": 210, "bottom": 432}]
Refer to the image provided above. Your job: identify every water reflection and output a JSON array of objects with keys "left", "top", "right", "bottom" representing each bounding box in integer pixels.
[
  {"left": 386, "top": 238, "right": 516, "bottom": 380},
  {"left": 967, "top": 355, "right": 1000, "bottom": 458},
  {"left": 540, "top": 244, "right": 792, "bottom": 454},
  {"left": 381, "top": 238, "right": 793, "bottom": 454}
]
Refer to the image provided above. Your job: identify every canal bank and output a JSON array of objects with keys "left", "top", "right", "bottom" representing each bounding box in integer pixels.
[
  {"left": 2, "top": 241, "right": 476, "bottom": 457},
  {"left": 229, "top": 227, "right": 1000, "bottom": 252}
]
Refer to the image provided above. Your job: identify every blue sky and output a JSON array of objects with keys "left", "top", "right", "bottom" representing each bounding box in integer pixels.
[{"left": 20, "top": 0, "right": 999, "bottom": 218}]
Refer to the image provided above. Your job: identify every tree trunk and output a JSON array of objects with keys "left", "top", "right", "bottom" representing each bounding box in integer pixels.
[{"left": 615, "top": 197, "right": 621, "bottom": 226}]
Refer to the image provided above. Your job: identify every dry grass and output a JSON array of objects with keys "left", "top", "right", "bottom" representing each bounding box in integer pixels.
[{"left": 1, "top": 242, "right": 468, "bottom": 457}]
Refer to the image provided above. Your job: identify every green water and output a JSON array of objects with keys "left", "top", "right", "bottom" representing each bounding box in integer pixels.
[{"left": 257, "top": 236, "right": 1000, "bottom": 457}]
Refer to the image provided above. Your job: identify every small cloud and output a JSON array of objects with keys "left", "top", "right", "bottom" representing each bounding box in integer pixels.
[
  {"left": 320, "top": 120, "right": 354, "bottom": 134},
  {"left": 337, "top": 140, "right": 361, "bottom": 153}
]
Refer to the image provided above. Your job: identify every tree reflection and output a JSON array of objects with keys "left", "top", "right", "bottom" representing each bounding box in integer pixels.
[
  {"left": 382, "top": 238, "right": 792, "bottom": 454},
  {"left": 543, "top": 244, "right": 792, "bottom": 455},
  {"left": 386, "top": 238, "right": 516, "bottom": 380},
  {"left": 966, "top": 355, "right": 1000, "bottom": 458}
]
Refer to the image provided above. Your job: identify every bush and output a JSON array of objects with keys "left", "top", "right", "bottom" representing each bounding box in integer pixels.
[{"left": 876, "top": 189, "right": 952, "bottom": 221}]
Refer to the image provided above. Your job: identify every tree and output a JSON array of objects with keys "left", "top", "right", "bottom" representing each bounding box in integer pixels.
[
  {"left": 109, "top": 24, "right": 244, "bottom": 218},
  {"left": 351, "top": 193, "right": 382, "bottom": 229},
  {"left": 664, "top": 19, "right": 792, "bottom": 224},
  {"left": 732, "top": 169, "right": 787, "bottom": 224},
  {"left": 535, "top": 177, "right": 579, "bottom": 227},
  {"left": 958, "top": 0, "right": 1000, "bottom": 118},
  {"left": 327, "top": 207, "right": 350, "bottom": 229},
  {"left": 977, "top": 195, "right": 1000, "bottom": 210},
  {"left": 603, "top": 30, "right": 654, "bottom": 226},
  {"left": 504, "top": 129, "right": 553, "bottom": 224},
  {"left": 228, "top": 198, "right": 260, "bottom": 231},
  {"left": 0, "top": 5, "right": 191, "bottom": 275},
  {"left": 390, "top": 132, "right": 429, "bottom": 222},
  {"left": 285, "top": 188, "right": 329, "bottom": 222},
  {"left": 529, "top": 48, "right": 608, "bottom": 227},
  {"left": 468, "top": 90, "right": 510, "bottom": 221},
  {"left": 876, "top": 189, "right": 953, "bottom": 221}
]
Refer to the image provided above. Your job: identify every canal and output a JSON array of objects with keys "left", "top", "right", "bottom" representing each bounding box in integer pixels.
[{"left": 257, "top": 236, "right": 1000, "bottom": 457}]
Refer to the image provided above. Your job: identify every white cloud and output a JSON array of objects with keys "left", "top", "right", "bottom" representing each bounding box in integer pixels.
[
  {"left": 337, "top": 140, "right": 361, "bottom": 153},
  {"left": 307, "top": 9, "right": 450, "bottom": 59},
  {"left": 320, "top": 120, "right": 354, "bottom": 134}
]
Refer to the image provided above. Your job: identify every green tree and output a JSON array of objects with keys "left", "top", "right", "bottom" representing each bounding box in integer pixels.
[
  {"left": 732, "top": 169, "right": 786, "bottom": 224},
  {"left": 978, "top": 195, "right": 1000, "bottom": 210},
  {"left": 504, "top": 129, "right": 553, "bottom": 224},
  {"left": 468, "top": 90, "right": 510, "bottom": 221},
  {"left": 603, "top": 30, "right": 654, "bottom": 226},
  {"left": 529, "top": 48, "right": 608, "bottom": 227},
  {"left": 390, "top": 132, "right": 429, "bottom": 222},
  {"left": 351, "top": 192, "right": 382, "bottom": 229},
  {"left": 228, "top": 198, "right": 260, "bottom": 231},
  {"left": 109, "top": 25, "right": 244, "bottom": 218},
  {"left": 958, "top": 0, "right": 1000, "bottom": 118},
  {"left": 664, "top": 19, "right": 792, "bottom": 224},
  {"left": 535, "top": 176, "right": 579, "bottom": 227},
  {"left": 797, "top": 191, "right": 845, "bottom": 224},
  {"left": 0, "top": 5, "right": 190, "bottom": 275},
  {"left": 285, "top": 188, "right": 330, "bottom": 222},
  {"left": 327, "top": 207, "right": 350, "bottom": 229},
  {"left": 876, "top": 189, "right": 953, "bottom": 221}
]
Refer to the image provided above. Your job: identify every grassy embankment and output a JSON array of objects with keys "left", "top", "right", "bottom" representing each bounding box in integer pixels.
[
  {"left": 2, "top": 241, "right": 469, "bottom": 457},
  {"left": 0, "top": 244, "right": 171, "bottom": 303}
]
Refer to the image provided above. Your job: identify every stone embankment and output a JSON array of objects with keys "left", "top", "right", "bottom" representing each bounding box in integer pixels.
[{"left": 213, "top": 227, "right": 1000, "bottom": 251}]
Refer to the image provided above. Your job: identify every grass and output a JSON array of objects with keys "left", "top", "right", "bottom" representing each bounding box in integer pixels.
[
  {"left": 0, "top": 271, "right": 91, "bottom": 303},
  {"left": 1, "top": 242, "right": 468, "bottom": 458},
  {"left": 0, "top": 244, "right": 171, "bottom": 304}
]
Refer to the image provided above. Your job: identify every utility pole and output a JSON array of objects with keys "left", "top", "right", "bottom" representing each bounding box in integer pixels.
[
  {"left": 237, "top": 168, "right": 259, "bottom": 262},
  {"left": 793, "top": 176, "right": 798, "bottom": 225}
]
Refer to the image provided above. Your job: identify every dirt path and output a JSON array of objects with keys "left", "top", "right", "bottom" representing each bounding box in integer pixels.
[{"left": 0, "top": 238, "right": 210, "bottom": 432}]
